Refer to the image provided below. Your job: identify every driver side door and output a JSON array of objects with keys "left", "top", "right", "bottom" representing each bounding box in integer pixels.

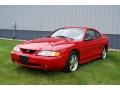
[{"left": 81, "top": 29, "right": 101, "bottom": 63}]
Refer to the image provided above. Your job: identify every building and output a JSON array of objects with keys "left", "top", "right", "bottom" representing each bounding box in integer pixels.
[{"left": 0, "top": 5, "right": 120, "bottom": 49}]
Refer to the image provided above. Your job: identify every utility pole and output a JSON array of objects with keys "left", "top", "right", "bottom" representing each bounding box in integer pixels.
[{"left": 12, "top": 22, "right": 16, "bottom": 39}]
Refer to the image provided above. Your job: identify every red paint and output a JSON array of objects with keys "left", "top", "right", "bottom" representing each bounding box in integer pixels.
[{"left": 11, "top": 27, "right": 109, "bottom": 70}]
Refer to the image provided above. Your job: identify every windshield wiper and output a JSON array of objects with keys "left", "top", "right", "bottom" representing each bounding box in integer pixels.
[{"left": 55, "top": 36, "right": 73, "bottom": 40}]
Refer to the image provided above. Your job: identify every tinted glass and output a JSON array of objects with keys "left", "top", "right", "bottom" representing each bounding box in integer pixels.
[
  {"left": 85, "top": 29, "right": 101, "bottom": 39},
  {"left": 94, "top": 30, "right": 101, "bottom": 38}
]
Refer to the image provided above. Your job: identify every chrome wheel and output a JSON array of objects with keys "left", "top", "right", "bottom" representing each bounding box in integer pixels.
[
  {"left": 102, "top": 48, "right": 107, "bottom": 59},
  {"left": 64, "top": 51, "right": 79, "bottom": 72},
  {"left": 69, "top": 55, "right": 78, "bottom": 72}
]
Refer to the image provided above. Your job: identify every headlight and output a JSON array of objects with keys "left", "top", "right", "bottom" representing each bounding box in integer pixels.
[
  {"left": 13, "top": 47, "right": 20, "bottom": 52},
  {"left": 37, "top": 51, "right": 60, "bottom": 57}
]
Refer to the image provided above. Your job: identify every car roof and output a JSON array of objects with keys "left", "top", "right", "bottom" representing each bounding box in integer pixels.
[{"left": 63, "top": 26, "right": 96, "bottom": 30}]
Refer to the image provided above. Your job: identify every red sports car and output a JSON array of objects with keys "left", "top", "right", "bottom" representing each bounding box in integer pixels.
[{"left": 11, "top": 27, "right": 109, "bottom": 72}]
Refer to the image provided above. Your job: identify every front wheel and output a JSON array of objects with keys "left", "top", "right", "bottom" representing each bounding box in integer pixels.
[{"left": 64, "top": 51, "right": 79, "bottom": 72}]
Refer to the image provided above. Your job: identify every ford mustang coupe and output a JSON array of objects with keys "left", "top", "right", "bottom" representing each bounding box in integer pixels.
[{"left": 11, "top": 27, "right": 109, "bottom": 72}]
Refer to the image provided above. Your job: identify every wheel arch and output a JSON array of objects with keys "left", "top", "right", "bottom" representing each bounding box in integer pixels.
[{"left": 105, "top": 44, "right": 108, "bottom": 51}]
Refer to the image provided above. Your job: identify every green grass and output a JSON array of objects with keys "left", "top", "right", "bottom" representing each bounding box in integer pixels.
[{"left": 0, "top": 39, "right": 120, "bottom": 85}]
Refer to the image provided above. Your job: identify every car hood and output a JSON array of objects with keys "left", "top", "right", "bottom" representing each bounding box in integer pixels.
[{"left": 17, "top": 37, "right": 75, "bottom": 51}]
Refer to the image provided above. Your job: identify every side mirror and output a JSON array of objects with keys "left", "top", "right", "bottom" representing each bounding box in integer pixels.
[{"left": 84, "top": 36, "right": 93, "bottom": 41}]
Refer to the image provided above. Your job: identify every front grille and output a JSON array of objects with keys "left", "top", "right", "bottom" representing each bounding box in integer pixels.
[{"left": 21, "top": 49, "right": 36, "bottom": 54}]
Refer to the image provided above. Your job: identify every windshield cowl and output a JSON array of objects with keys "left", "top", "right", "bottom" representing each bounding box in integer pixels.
[{"left": 53, "top": 35, "right": 74, "bottom": 40}]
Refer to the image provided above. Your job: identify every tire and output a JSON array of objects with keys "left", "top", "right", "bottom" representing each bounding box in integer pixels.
[
  {"left": 101, "top": 48, "right": 107, "bottom": 59},
  {"left": 64, "top": 51, "right": 79, "bottom": 72}
]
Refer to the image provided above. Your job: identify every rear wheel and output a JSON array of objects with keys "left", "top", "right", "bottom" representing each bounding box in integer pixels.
[
  {"left": 64, "top": 51, "right": 79, "bottom": 72},
  {"left": 101, "top": 48, "right": 107, "bottom": 59}
]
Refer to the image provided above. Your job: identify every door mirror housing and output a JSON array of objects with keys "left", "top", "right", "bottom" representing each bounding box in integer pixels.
[{"left": 84, "top": 36, "right": 93, "bottom": 41}]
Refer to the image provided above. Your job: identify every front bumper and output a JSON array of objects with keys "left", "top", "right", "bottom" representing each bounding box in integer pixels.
[{"left": 11, "top": 51, "right": 68, "bottom": 70}]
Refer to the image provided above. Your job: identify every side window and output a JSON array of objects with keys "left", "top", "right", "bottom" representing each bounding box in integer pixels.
[
  {"left": 85, "top": 30, "right": 95, "bottom": 39},
  {"left": 94, "top": 30, "right": 101, "bottom": 38},
  {"left": 85, "top": 29, "right": 101, "bottom": 40}
]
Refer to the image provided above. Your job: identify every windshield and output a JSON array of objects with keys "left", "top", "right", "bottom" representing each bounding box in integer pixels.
[{"left": 51, "top": 28, "right": 85, "bottom": 40}]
